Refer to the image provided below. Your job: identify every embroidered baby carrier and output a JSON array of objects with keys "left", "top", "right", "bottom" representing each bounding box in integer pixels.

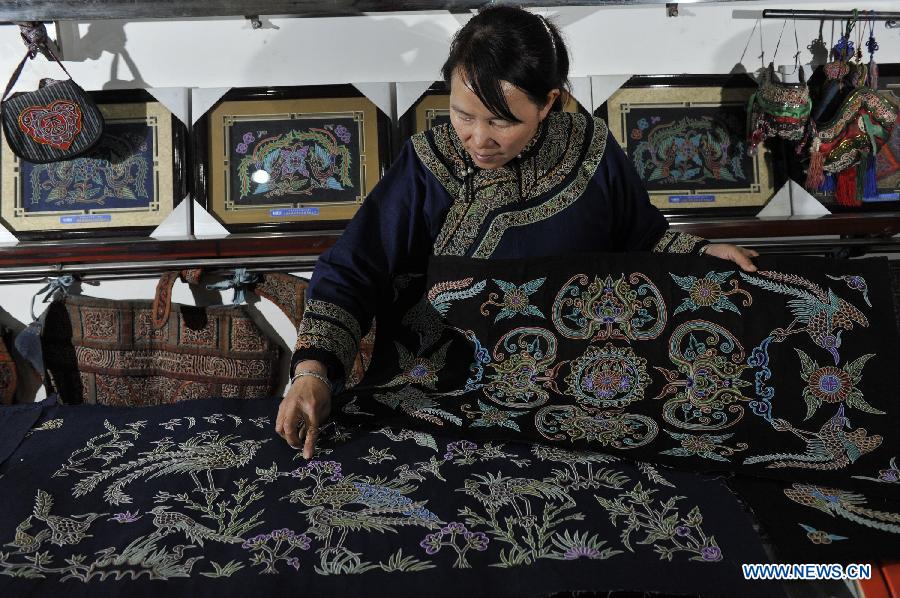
[
  {"left": 30, "top": 271, "right": 282, "bottom": 406},
  {"left": 747, "top": 63, "right": 812, "bottom": 154},
  {"left": 1, "top": 23, "right": 103, "bottom": 163}
]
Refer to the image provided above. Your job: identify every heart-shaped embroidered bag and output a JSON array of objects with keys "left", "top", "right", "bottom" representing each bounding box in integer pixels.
[{"left": 0, "top": 23, "right": 103, "bottom": 163}]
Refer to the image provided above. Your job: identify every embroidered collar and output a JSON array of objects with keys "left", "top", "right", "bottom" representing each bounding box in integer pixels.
[{"left": 412, "top": 111, "right": 608, "bottom": 258}]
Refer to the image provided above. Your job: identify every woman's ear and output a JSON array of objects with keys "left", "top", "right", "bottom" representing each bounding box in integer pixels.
[{"left": 540, "top": 88, "right": 561, "bottom": 118}]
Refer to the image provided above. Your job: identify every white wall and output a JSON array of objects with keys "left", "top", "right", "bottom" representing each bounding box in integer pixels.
[
  {"left": 1, "top": 1, "right": 898, "bottom": 90},
  {"left": 1, "top": 2, "right": 898, "bottom": 400}
]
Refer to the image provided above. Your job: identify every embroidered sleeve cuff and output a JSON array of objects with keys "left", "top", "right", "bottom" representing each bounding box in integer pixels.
[
  {"left": 292, "top": 299, "right": 362, "bottom": 392},
  {"left": 652, "top": 230, "right": 711, "bottom": 254}
]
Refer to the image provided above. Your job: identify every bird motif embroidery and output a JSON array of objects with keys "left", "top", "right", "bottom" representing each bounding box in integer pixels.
[
  {"left": 740, "top": 271, "right": 868, "bottom": 364},
  {"left": 3, "top": 516, "right": 50, "bottom": 553},
  {"left": 785, "top": 484, "right": 900, "bottom": 534},
  {"left": 458, "top": 471, "right": 573, "bottom": 518},
  {"left": 148, "top": 506, "right": 242, "bottom": 546},
  {"left": 744, "top": 406, "right": 882, "bottom": 470},
  {"left": 30, "top": 489, "right": 106, "bottom": 546},
  {"left": 72, "top": 433, "right": 266, "bottom": 505}
]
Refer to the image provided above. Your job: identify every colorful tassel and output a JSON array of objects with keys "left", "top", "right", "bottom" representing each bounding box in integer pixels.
[
  {"left": 862, "top": 153, "right": 878, "bottom": 200},
  {"left": 836, "top": 168, "right": 861, "bottom": 207},
  {"left": 805, "top": 137, "right": 825, "bottom": 190},
  {"left": 821, "top": 173, "right": 836, "bottom": 193}
]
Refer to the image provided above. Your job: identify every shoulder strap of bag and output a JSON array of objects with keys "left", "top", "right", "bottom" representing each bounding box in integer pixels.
[
  {"left": 3, "top": 22, "right": 74, "bottom": 103},
  {"left": 152, "top": 269, "right": 203, "bottom": 329}
]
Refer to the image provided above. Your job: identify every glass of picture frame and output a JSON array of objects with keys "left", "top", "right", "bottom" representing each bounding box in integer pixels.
[
  {"left": 193, "top": 85, "right": 391, "bottom": 233},
  {"left": 597, "top": 74, "right": 776, "bottom": 216},
  {"left": 398, "top": 81, "right": 588, "bottom": 145},
  {"left": 0, "top": 89, "right": 187, "bottom": 240}
]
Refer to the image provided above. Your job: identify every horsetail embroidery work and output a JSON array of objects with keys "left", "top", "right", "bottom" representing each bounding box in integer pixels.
[{"left": 0, "top": 399, "right": 774, "bottom": 596}]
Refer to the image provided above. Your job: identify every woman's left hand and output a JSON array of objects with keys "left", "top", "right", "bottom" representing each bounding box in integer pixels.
[{"left": 702, "top": 243, "right": 759, "bottom": 272}]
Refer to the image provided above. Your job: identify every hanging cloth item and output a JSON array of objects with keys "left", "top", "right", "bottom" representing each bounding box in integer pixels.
[
  {"left": 747, "top": 63, "right": 812, "bottom": 153},
  {"left": 0, "top": 329, "right": 17, "bottom": 405},
  {"left": 0, "top": 22, "right": 103, "bottom": 163},
  {"left": 805, "top": 87, "right": 896, "bottom": 206},
  {"left": 746, "top": 21, "right": 811, "bottom": 154},
  {"left": 16, "top": 270, "right": 282, "bottom": 406}
]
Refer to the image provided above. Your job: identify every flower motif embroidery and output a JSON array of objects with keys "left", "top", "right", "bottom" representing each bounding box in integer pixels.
[
  {"left": 385, "top": 342, "right": 452, "bottom": 389},
  {"left": 795, "top": 348, "right": 882, "bottom": 420},
  {"left": 550, "top": 530, "right": 621, "bottom": 561},
  {"left": 108, "top": 510, "right": 141, "bottom": 523},
  {"left": 333, "top": 125, "right": 351, "bottom": 144},
  {"left": 671, "top": 271, "right": 752, "bottom": 315},
  {"left": 480, "top": 278, "right": 546, "bottom": 323},
  {"left": 851, "top": 456, "right": 900, "bottom": 484},
  {"left": 419, "top": 522, "right": 489, "bottom": 568},
  {"left": 660, "top": 430, "right": 748, "bottom": 462},
  {"left": 361, "top": 446, "right": 395, "bottom": 465},
  {"left": 280, "top": 147, "right": 310, "bottom": 176},
  {"left": 827, "top": 274, "right": 871, "bottom": 307},
  {"left": 799, "top": 524, "right": 848, "bottom": 544},
  {"left": 462, "top": 399, "right": 527, "bottom": 432}
]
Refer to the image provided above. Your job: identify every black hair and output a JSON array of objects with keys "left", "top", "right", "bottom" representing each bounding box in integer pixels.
[{"left": 440, "top": 6, "right": 570, "bottom": 123}]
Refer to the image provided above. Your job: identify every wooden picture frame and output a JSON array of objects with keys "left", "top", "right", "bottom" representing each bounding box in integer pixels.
[
  {"left": 597, "top": 74, "right": 776, "bottom": 216},
  {"left": 193, "top": 85, "right": 391, "bottom": 234},
  {"left": 0, "top": 89, "right": 187, "bottom": 240}
]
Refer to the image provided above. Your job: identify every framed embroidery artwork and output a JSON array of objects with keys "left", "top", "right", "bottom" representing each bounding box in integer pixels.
[
  {"left": 0, "top": 89, "right": 187, "bottom": 240},
  {"left": 193, "top": 85, "right": 391, "bottom": 233},
  {"left": 597, "top": 75, "right": 776, "bottom": 215},
  {"left": 398, "top": 82, "right": 588, "bottom": 145}
]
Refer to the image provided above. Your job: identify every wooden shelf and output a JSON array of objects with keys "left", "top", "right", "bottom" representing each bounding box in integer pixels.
[
  {"left": 0, "top": 213, "right": 898, "bottom": 272},
  {"left": 670, "top": 212, "right": 900, "bottom": 240}
]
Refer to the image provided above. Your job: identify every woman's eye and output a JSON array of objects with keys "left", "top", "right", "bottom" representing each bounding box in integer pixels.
[{"left": 491, "top": 120, "right": 511, "bottom": 128}]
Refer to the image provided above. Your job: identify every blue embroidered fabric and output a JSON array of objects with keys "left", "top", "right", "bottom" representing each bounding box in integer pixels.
[{"left": 0, "top": 397, "right": 778, "bottom": 596}]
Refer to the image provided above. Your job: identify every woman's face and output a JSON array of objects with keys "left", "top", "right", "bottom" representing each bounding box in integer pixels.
[{"left": 449, "top": 69, "right": 558, "bottom": 170}]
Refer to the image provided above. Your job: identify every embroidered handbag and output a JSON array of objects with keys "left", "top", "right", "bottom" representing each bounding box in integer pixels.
[
  {"left": 0, "top": 23, "right": 103, "bottom": 164},
  {"left": 747, "top": 63, "right": 812, "bottom": 154}
]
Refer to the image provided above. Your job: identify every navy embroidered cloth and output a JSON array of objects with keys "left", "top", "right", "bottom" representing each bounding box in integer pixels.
[
  {"left": 336, "top": 252, "right": 900, "bottom": 500},
  {"left": 0, "top": 398, "right": 777, "bottom": 597}
]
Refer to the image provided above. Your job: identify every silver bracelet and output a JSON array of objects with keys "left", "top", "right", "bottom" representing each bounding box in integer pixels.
[
  {"left": 291, "top": 370, "right": 333, "bottom": 393},
  {"left": 698, "top": 244, "right": 710, "bottom": 255}
]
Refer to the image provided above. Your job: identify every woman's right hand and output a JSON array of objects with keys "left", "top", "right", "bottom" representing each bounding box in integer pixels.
[{"left": 275, "top": 360, "right": 332, "bottom": 458}]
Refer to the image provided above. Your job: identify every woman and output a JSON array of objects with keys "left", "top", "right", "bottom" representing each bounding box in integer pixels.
[{"left": 276, "top": 6, "right": 758, "bottom": 457}]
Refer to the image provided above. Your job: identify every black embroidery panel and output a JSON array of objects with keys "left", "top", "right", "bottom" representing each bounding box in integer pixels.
[
  {"left": 337, "top": 252, "right": 900, "bottom": 498},
  {"left": 0, "top": 398, "right": 778, "bottom": 597}
]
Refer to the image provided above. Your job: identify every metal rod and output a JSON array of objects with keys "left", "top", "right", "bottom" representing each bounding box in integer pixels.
[
  {"left": 0, "top": 254, "right": 321, "bottom": 282},
  {"left": 762, "top": 9, "right": 900, "bottom": 28},
  {"left": 0, "top": 0, "right": 775, "bottom": 23}
]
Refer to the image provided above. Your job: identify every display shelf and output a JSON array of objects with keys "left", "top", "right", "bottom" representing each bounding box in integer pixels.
[{"left": 0, "top": 213, "right": 898, "bottom": 275}]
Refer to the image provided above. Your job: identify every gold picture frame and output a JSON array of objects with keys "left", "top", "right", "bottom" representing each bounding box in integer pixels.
[
  {"left": 603, "top": 75, "right": 775, "bottom": 214},
  {"left": 196, "top": 87, "right": 389, "bottom": 232},
  {"left": 0, "top": 91, "right": 182, "bottom": 239}
]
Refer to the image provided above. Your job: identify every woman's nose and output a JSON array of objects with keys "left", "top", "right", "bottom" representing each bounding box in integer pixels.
[{"left": 471, "top": 122, "right": 494, "bottom": 148}]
